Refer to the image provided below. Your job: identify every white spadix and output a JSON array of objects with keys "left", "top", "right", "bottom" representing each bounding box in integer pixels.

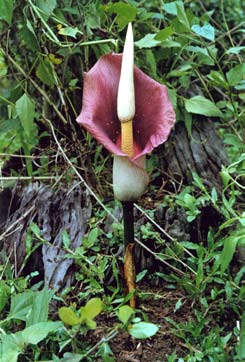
[
  {"left": 117, "top": 22, "right": 135, "bottom": 123},
  {"left": 113, "top": 22, "right": 149, "bottom": 202}
]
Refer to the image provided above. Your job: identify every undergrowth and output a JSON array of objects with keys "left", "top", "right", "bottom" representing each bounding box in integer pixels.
[{"left": 0, "top": 0, "right": 244, "bottom": 361}]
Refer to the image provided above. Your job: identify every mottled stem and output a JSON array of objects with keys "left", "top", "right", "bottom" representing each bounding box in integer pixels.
[
  {"left": 122, "top": 201, "right": 134, "bottom": 247},
  {"left": 122, "top": 201, "right": 136, "bottom": 308}
]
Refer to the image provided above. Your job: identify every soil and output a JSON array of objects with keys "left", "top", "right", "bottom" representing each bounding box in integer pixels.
[{"left": 86, "top": 287, "right": 196, "bottom": 362}]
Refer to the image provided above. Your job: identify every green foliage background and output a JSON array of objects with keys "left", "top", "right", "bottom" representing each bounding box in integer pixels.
[{"left": 0, "top": 1, "right": 244, "bottom": 361}]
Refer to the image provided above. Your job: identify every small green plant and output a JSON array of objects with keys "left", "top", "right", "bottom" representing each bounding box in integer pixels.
[
  {"left": 0, "top": 288, "right": 62, "bottom": 362},
  {"left": 58, "top": 297, "right": 103, "bottom": 331},
  {"left": 117, "top": 305, "right": 159, "bottom": 339}
]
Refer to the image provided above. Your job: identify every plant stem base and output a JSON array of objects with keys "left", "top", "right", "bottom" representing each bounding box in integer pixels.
[
  {"left": 124, "top": 242, "right": 136, "bottom": 308},
  {"left": 122, "top": 201, "right": 136, "bottom": 308}
]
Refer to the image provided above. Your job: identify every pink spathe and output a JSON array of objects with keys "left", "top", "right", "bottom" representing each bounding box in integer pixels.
[{"left": 76, "top": 53, "right": 175, "bottom": 162}]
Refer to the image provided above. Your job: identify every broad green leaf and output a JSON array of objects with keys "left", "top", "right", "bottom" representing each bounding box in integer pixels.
[
  {"left": 118, "top": 305, "right": 134, "bottom": 325},
  {"left": 186, "top": 45, "right": 216, "bottom": 65},
  {"left": 97, "top": 342, "right": 114, "bottom": 358},
  {"left": 226, "top": 46, "right": 245, "bottom": 54},
  {"left": 36, "top": 0, "right": 56, "bottom": 16},
  {"left": 162, "top": 1, "right": 183, "bottom": 15},
  {"left": 20, "top": 321, "right": 62, "bottom": 345},
  {"left": 36, "top": 59, "right": 55, "bottom": 87},
  {"left": 129, "top": 322, "right": 159, "bottom": 339},
  {"left": 135, "top": 34, "right": 160, "bottom": 49},
  {"left": 180, "top": 241, "right": 200, "bottom": 250},
  {"left": 0, "top": 50, "right": 7, "bottom": 77},
  {"left": 85, "top": 318, "right": 96, "bottom": 330},
  {"left": 220, "top": 236, "right": 239, "bottom": 273},
  {"left": 168, "top": 64, "right": 192, "bottom": 77},
  {"left": 9, "top": 291, "right": 35, "bottom": 322},
  {"left": 0, "top": 334, "right": 20, "bottom": 362},
  {"left": 26, "top": 288, "right": 53, "bottom": 326},
  {"left": 60, "top": 353, "right": 84, "bottom": 362},
  {"left": 207, "top": 70, "right": 228, "bottom": 89},
  {"left": 83, "top": 297, "right": 103, "bottom": 319},
  {"left": 185, "top": 96, "right": 223, "bottom": 117},
  {"left": 168, "top": 89, "right": 177, "bottom": 109},
  {"left": 226, "top": 64, "right": 245, "bottom": 86},
  {"left": 161, "top": 40, "right": 181, "bottom": 48},
  {"left": 144, "top": 49, "right": 157, "bottom": 79},
  {"left": 184, "top": 109, "right": 192, "bottom": 137},
  {"left": 107, "top": 2, "right": 137, "bottom": 30},
  {"left": 0, "top": 0, "right": 14, "bottom": 25},
  {"left": 191, "top": 23, "right": 215, "bottom": 41},
  {"left": 58, "top": 26, "right": 79, "bottom": 39},
  {"left": 0, "top": 281, "right": 10, "bottom": 312},
  {"left": 155, "top": 26, "right": 173, "bottom": 41},
  {"left": 239, "top": 213, "right": 245, "bottom": 227},
  {"left": 16, "top": 94, "right": 35, "bottom": 136},
  {"left": 59, "top": 307, "right": 80, "bottom": 326},
  {"left": 176, "top": 3, "right": 190, "bottom": 30},
  {"left": 88, "top": 228, "right": 99, "bottom": 244},
  {"left": 19, "top": 25, "right": 39, "bottom": 51}
]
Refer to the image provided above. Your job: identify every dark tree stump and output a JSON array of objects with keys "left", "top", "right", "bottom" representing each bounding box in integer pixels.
[
  {"left": 158, "top": 119, "right": 228, "bottom": 190},
  {"left": 0, "top": 182, "right": 91, "bottom": 291}
]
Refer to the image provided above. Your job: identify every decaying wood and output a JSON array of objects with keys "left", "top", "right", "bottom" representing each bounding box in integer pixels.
[
  {"left": 159, "top": 119, "right": 228, "bottom": 189},
  {"left": 0, "top": 182, "right": 91, "bottom": 290}
]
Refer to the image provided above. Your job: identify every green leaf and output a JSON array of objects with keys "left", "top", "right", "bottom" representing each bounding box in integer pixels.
[
  {"left": 239, "top": 213, "right": 245, "bottom": 228},
  {"left": 36, "top": 59, "right": 55, "bottom": 87},
  {"left": 83, "top": 297, "right": 103, "bottom": 319},
  {"left": 155, "top": 26, "right": 173, "bottom": 41},
  {"left": 88, "top": 228, "right": 99, "bottom": 244},
  {"left": 129, "top": 322, "right": 159, "bottom": 339},
  {"left": 59, "top": 307, "right": 81, "bottom": 326},
  {"left": 26, "top": 288, "right": 53, "bottom": 326},
  {"left": 85, "top": 318, "right": 96, "bottom": 330},
  {"left": 220, "top": 236, "right": 239, "bottom": 273},
  {"left": 207, "top": 70, "right": 228, "bottom": 89},
  {"left": 161, "top": 40, "right": 181, "bottom": 48},
  {"left": 191, "top": 23, "right": 215, "bottom": 41},
  {"left": 186, "top": 45, "right": 216, "bottom": 65},
  {"left": 118, "top": 305, "right": 134, "bottom": 325},
  {"left": 62, "top": 229, "right": 70, "bottom": 248},
  {"left": 58, "top": 26, "right": 80, "bottom": 39},
  {"left": 0, "top": 281, "right": 10, "bottom": 313},
  {"left": 16, "top": 94, "right": 35, "bottom": 136},
  {"left": 97, "top": 342, "right": 114, "bottom": 358},
  {"left": 211, "top": 187, "right": 218, "bottom": 203},
  {"left": 135, "top": 34, "right": 160, "bottom": 49},
  {"left": 0, "top": 334, "right": 20, "bottom": 362},
  {"left": 162, "top": 1, "right": 183, "bottom": 15},
  {"left": 9, "top": 291, "right": 35, "bottom": 322},
  {"left": 19, "top": 25, "right": 39, "bottom": 51},
  {"left": 36, "top": 0, "right": 56, "bottom": 16},
  {"left": 176, "top": 2, "right": 190, "bottom": 30},
  {"left": 226, "top": 64, "right": 245, "bottom": 86},
  {"left": 185, "top": 96, "right": 223, "bottom": 117},
  {"left": 226, "top": 46, "right": 245, "bottom": 54},
  {"left": 0, "top": 0, "right": 14, "bottom": 25},
  {"left": 0, "top": 50, "right": 7, "bottom": 77},
  {"left": 20, "top": 321, "right": 62, "bottom": 345},
  {"left": 60, "top": 353, "right": 84, "bottom": 362},
  {"left": 136, "top": 269, "right": 148, "bottom": 283},
  {"left": 107, "top": 2, "right": 137, "bottom": 30}
]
